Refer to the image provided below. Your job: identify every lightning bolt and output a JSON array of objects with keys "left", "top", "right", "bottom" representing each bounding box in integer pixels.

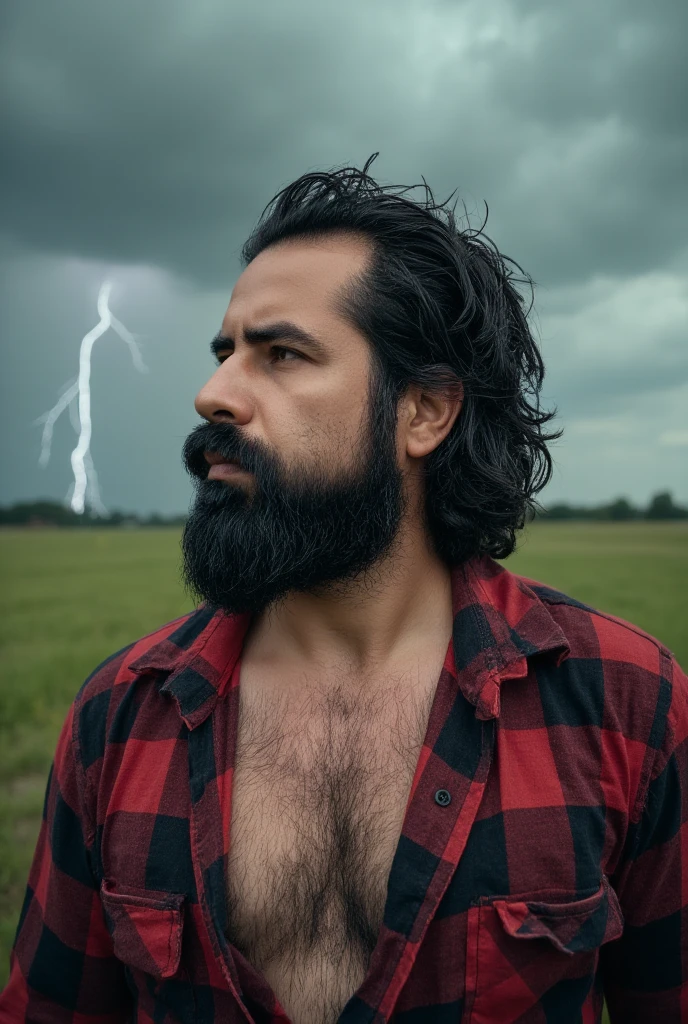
[{"left": 35, "top": 280, "right": 147, "bottom": 515}]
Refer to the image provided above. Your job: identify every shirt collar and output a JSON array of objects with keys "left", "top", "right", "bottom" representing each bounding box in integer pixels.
[
  {"left": 127, "top": 553, "right": 570, "bottom": 729},
  {"left": 449, "top": 553, "right": 569, "bottom": 720}
]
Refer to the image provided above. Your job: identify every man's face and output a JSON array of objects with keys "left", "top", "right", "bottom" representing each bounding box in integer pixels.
[{"left": 181, "top": 233, "right": 411, "bottom": 616}]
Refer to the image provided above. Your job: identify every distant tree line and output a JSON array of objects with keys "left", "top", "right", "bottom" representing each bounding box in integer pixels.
[
  {"left": 533, "top": 491, "right": 688, "bottom": 521},
  {"left": 0, "top": 501, "right": 188, "bottom": 528},
  {"left": 1, "top": 492, "right": 687, "bottom": 528}
]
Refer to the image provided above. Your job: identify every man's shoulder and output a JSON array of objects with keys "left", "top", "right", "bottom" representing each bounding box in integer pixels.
[
  {"left": 516, "top": 571, "right": 676, "bottom": 671},
  {"left": 73, "top": 605, "right": 215, "bottom": 711},
  {"left": 67, "top": 605, "right": 220, "bottom": 772},
  {"left": 510, "top": 568, "right": 686, "bottom": 741}
]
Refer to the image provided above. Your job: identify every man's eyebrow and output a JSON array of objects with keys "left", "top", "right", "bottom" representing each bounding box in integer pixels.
[{"left": 210, "top": 321, "right": 328, "bottom": 358}]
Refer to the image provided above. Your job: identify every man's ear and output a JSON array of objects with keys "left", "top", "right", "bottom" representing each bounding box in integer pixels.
[{"left": 403, "top": 382, "right": 463, "bottom": 461}]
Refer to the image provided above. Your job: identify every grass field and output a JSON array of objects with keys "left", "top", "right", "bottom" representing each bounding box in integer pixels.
[{"left": 1, "top": 522, "right": 686, "bottom": 1009}]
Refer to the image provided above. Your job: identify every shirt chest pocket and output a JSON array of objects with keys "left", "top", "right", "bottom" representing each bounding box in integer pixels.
[
  {"left": 463, "top": 876, "right": 624, "bottom": 1023},
  {"left": 100, "top": 880, "right": 186, "bottom": 979}
]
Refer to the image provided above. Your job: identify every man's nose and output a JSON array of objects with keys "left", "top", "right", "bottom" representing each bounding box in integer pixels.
[{"left": 195, "top": 367, "right": 240, "bottom": 423}]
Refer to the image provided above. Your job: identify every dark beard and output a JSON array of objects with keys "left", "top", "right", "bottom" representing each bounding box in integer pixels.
[{"left": 180, "top": 372, "right": 409, "bottom": 616}]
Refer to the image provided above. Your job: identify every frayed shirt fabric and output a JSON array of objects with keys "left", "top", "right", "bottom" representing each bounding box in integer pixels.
[{"left": 1, "top": 553, "right": 687, "bottom": 1023}]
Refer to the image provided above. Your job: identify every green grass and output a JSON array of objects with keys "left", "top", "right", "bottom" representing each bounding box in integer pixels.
[
  {"left": 0, "top": 528, "right": 194, "bottom": 979},
  {"left": 1, "top": 522, "right": 686, "bottom": 1011}
]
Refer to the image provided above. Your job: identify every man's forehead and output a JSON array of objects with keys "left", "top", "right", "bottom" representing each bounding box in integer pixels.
[{"left": 223, "top": 272, "right": 318, "bottom": 331}]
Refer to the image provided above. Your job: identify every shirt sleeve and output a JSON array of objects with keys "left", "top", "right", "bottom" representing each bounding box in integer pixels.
[
  {"left": 0, "top": 703, "right": 132, "bottom": 1022},
  {"left": 601, "top": 651, "right": 688, "bottom": 1023}
]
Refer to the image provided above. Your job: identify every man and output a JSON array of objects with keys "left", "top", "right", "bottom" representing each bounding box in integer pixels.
[{"left": 1, "top": 155, "right": 686, "bottom": 1024}]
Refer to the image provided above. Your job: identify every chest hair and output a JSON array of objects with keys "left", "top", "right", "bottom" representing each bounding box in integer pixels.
[{"left": 225, "top": 675, "right": 435, "bottom": 1018}]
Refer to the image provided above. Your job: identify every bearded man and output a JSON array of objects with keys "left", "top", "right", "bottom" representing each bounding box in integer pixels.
[{"left": 2, "top": 156, "right": 686, "bottom": 1024}]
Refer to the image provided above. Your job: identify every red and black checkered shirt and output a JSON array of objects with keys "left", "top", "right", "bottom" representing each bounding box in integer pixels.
[{"left": 1, "top": 553, "right": 687, "bottom": 1022}]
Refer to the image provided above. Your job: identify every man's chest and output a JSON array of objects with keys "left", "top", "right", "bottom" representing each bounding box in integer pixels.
[{"left": 223, "top": 658, "right": 440, "bottom": 1024}]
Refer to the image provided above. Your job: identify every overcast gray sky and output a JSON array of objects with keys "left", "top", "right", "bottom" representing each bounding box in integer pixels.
[{"left": 1, "top": 0, "right": 686, "bottom": 516}]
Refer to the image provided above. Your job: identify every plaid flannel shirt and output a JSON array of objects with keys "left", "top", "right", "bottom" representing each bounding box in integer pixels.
[{"left": 1, "top": 553, "right": 687, "bottom": 1023}]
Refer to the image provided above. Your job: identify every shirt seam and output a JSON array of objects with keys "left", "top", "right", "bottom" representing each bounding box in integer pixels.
[
  {"left": 69, "top": 698, "right": 99, "bottom": 876},
  {"left": 631, "top": 647, "right": 675, "bottom": 828},
  {"left": 470, "top": 901, "right": 482, "bottom": 1024}
]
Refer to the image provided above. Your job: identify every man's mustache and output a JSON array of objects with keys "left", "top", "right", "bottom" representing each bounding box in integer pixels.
[{"left": 182, "top": 422, "right": 251, "bottom": 480}]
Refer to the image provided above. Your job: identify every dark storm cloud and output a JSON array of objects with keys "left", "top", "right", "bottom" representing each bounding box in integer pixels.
[
  {"left": 1, "top": 0, "right": 411, "bottom": 285},
  {"left": 481, "top": 0, "right": 688, "bottom": 284},
  {"left": 2, "top": 0, "right": 686, "bottom": 288},
  {"left": 503, "top": 0, "right": 686, "bottom": 135}
]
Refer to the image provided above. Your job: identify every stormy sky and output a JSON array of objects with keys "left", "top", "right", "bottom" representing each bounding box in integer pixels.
[{"left": 1, "top": 0, "right": 686, "bottom": 516}]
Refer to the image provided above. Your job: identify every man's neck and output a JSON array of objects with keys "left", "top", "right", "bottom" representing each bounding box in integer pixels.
[{"left": 243, "top": 550, "right": 454, "bottom": 680}]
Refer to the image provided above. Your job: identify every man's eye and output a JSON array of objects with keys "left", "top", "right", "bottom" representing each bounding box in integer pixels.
[
  {"left": 215, "top": 346, "right": 303, "bottom": 366},
  {"left": 270, "top": 346, "right": 302, "bottom": 363}
]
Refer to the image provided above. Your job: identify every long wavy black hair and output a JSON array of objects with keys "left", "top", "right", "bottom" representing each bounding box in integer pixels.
[{"left": 240, "top": 153, "right": 562, "bottom": 564}]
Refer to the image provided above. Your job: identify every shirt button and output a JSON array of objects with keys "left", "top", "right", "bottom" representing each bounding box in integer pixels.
[{"left": 434, "top": 788, "right": 451, "bottom": 807}]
